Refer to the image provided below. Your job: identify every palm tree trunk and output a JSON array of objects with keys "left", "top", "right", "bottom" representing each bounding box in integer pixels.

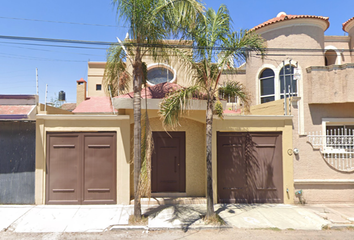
[
  {"left": 206, "top": 97, "right": 215, "bottom": 218},
  {"left": 133, "top": 53, "right": 142, "bottom": 220}
]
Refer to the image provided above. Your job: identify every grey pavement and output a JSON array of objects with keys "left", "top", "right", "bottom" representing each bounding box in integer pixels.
[{"left": 1, "top": 203, "right": 353, "bottom": 233}]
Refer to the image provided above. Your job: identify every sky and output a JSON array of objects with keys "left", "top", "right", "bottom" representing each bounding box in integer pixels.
[{"left": 0, "top": 0, "right": 353, "bottom": 103}]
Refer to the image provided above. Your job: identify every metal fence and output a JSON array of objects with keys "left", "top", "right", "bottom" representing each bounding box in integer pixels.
[{"left": 307, "top": 129, "right": 354, "bottom": 172}]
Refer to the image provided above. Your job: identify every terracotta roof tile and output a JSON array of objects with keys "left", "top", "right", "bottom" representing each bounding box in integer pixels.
[
  {"left": 0, "top": 105, "right": 34, "bottom": 115},
  {"left": 0, "top": 105, "right": 35, "bottom": 120},
  {"left": 73, "top": 96, "right": 115, "bottom": 113},
  {"left": 116, "top": 82, "right": 182, "bottom": 99},
  {"left": 251, "top": 12, "right": 329, "bottom": 31},
  {"left": 343, "top": 17, "right": 354, "bottom": 32},
  {"left": 77, "top": 78, "right": 86, "bottom": 83},
  {"left": 61, "top": 103, "right": 77, "bottom": 112}
]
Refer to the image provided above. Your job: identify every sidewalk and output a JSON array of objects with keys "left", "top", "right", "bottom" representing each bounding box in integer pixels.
[{"left": 0, "top": 203, "right": 353, "bottom": 233}]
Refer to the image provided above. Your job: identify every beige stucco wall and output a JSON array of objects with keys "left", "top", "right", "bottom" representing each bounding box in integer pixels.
[
  {"left": 35, "top": 115, "right": 131, "bottom": 205},
  {"left": 38, "top": 104, "right": 73, "bottom": 115},
  {"left": 250, "top": 99, "right": 285, "bottom": 116},
  {"left": 128, "top": 114, "right": 206, "bottom": 199},
  {"left": 212, "top": 116, "right": 294, "bottom": 204},
  {"left": 87, "top": 62, "right": 107, "bottom": 97},
  {"left": 306, "top": 64, "right": 354, "bottom": 104},
  {"left": 291, "top": 103, "right": 354, "bottom": 203},
  {"left": 347, "top": 24, "right": 354, "bottom": 62}
]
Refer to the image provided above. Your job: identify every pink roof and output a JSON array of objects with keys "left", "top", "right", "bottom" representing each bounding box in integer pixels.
[
  {"left": 0, "top": 105, "right": 34, "bottom": 115},
  {"left": 223, "top": 109, "right": 242, "bottom": 114},
  {"left": 73, "top": 96, "right": 115, "bottom": 113},
  {"left": 116, "top": 82, "right": 182, "bottom": 99},
  {"left": 251, "top": 13, "right": 329, "bottom": 31},
  {"left": 343, "top": 17, "right": 354, "bottom": 32}
]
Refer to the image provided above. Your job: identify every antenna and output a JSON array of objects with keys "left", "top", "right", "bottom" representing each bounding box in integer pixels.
[
  {"left": 45, "top": 84, "right": 48, "bottom": 112},
  {"left": 36, "top": 68, "right": 39, "bottom": 95}
]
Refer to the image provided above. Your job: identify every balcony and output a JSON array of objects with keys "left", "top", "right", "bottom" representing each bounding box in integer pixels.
[{"left": 306, "top": 63, "right": 354, "bottom": 104}]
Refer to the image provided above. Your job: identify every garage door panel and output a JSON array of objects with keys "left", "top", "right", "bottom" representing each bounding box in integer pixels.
[
  {"left": 253, "top": 134, "right": 283, "bottom": 203},
  {"left": 46, "top": 135, "right": 81, "bottom": 204},
  {"left": 217, "top": 134, "right": 248, "bottom": 203},
  {"left": 217, "top": 132, "right": 283, "bottom": 203},
  {"left": 83, "top": 134, "right": 116, "bottom": 204},
  {"left": 46, "top": 132, "right": 116, "bottom": 205}
]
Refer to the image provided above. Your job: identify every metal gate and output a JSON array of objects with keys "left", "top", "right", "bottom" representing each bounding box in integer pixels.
[
  {"left": 46, "top": 132, "right": 116, "bottom": 204},
  {"left": 217, "top": 132, "right": 283, "bottom": 203},
  {"left": 151, "top": 132, "right": 186, "bottom": 192}
]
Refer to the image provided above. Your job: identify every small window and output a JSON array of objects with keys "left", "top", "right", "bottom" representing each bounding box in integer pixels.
[
  {"left": 279, "top": 65, "right": 297, "bottom": 99},
  {"left": 96, "top": 84, "right": 102, "bottom": 91},
  {"left": 259, "top": 68, "right": 275, "bottom": 103}
]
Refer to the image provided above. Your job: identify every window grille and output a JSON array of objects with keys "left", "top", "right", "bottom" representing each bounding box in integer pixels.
[{"left": 307, "top": 127, "right": 354, "bottom": 172}]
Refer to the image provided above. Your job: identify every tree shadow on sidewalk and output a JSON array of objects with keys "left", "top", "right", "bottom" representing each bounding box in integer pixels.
[{"left": 143, "top": 198, "right": 225, "bottom": 232}]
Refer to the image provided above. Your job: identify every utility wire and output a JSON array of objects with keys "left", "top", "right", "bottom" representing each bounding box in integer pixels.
[
  {"left": 0, "top": 41, "right": 106, "bottom": 56},
  {"left": 1, "top": 34, "right": 352, "bottom": 52},
  {"left": 0, "top": 40, "right": 107, "bottom": 50},
  {"left": 0, "top": 16, "right": 128, "bottom": 28}
]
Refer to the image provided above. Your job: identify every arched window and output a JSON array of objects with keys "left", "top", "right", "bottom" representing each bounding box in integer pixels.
[
  {"left": 147, "top": 64, "right": 176, "bottom": 85},
  {"left": 279, "top": 65, "right": 297, "bottom": 99},
  {"left": 325, "top": 49, "right": 337, "bottom": 66},
  {"left": 259, "top": 68, "right": 275, "bottom": 103}
]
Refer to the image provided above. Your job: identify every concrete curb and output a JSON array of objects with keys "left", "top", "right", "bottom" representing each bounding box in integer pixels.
[
  {"left": 109, "top": 224, "right": 232, "bottom": 231},
  {"left": 109, "top": 225, "right": 149, "bottom": 231},
  {"left": 326, "top": 224, "right": 354, "bottom": 230}
]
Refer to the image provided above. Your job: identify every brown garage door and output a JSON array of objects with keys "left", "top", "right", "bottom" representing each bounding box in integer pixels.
[
  {"left": 46, "top": 132, "right": 116, "bottom": 204},
  {"left": 151, "top": 132, "right": 185, "bottom": 192},
  {"left": 217, "top": 132, "right": 283, "bottom": 203}
]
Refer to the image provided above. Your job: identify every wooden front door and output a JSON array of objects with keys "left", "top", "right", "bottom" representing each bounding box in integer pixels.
[
  {"left": 151, "top": 132, "right": 185, "bottom": 193},
  {"left": 217, "top": 132, "right": 283, "bottom": 203},
  {"left": 46, "top": 132, "right": 116, "bottom": 204}
]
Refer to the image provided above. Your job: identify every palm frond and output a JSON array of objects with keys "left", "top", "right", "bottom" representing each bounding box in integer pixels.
[
  {"left": 155, "top": 0, "right": 205, "bottom": 37},
  {"left": 103, "top": 44, "right": 132, "bottom": 96},
  {"left": 219, "top": 81, "right": 250, "bottom": 110},
  {"left": 222, "top": 30, "right": 266, "bottom": 67},
  {"left": 159, "top": 85, "right": 200, "bottom": 128}
]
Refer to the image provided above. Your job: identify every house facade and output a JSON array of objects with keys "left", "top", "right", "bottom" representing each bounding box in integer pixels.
[
  {"left": 236, "top": 12, "right": 354, "bottom": 203},
  {"left": 34, "top": 12, "right": 354, "bottom": 205},
  {"left": 35, "top": 50, "right": 293, "bottom": 205}
]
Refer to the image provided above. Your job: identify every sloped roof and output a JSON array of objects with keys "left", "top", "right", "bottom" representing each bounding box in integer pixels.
[
  {"left": 116, "top": 82, "right": 182, "bottom": 99},
  {"left": 251, "top": 12, "right": 329, "bottom": 31},
  {"left": 343, "top": 17, "right": 354, "bottom": 32},
  {"left": 61, "top": 103, "right": 77, "bottom": 112},
  {"left": 0, "top": 105, "right": 36, "bottom": 120},
  {"left": 73, "top": 96, "right": 115, "bottom": 113}
]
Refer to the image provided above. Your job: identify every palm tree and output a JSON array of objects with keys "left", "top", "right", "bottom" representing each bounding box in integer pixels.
[
  {"left": 103, "top": 0, "right": 204, "bottom": 220},
  {"left": 158, "top": 5, "right": 265, "bottom": 218}
]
